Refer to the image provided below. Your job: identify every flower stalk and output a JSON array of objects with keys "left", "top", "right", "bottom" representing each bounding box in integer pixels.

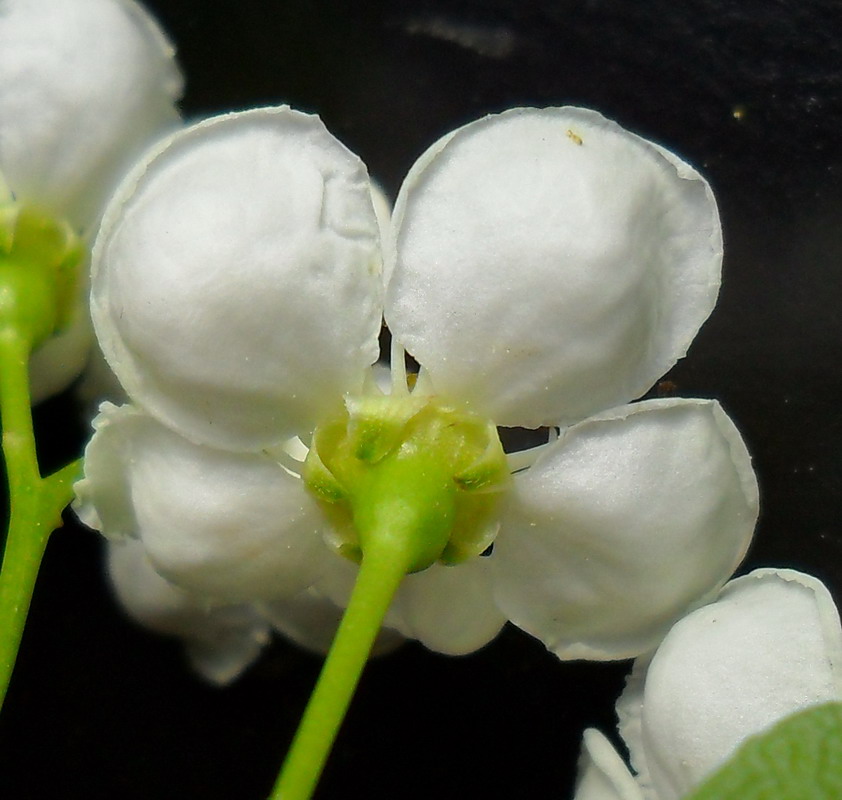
[
  {"left": 0, "top": 206, "right": 84, "bottom": 707},
  {"left": 270, "top": 537, "right": 411, "bottom": 800}
]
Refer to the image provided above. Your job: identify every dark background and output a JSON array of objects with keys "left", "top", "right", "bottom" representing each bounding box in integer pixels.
[{"left": 2, "top": 1, "right": 842, "bottom": 798}]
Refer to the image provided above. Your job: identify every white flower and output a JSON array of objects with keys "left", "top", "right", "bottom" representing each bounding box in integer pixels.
[
  {"left": 75, "top": 104, "right": 758, "bottom": 678},
  {"left": 574, "top": 568, "right": 842, "bottom": 800},
  {"left": 0, "top": 0, "right": 182, "bottom": 400}
]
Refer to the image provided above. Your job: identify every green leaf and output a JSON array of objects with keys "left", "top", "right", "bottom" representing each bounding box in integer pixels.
[{"left": 686, "top": 702, "right": 842, "bottom": 800}]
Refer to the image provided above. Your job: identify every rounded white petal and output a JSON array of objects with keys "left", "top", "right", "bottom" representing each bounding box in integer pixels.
[
  {"left": 492, "top": 398, "right": 758, "bottom": 659},
  {"left": 617, "top": 569, "right": 842, "bottom": 800},
  {"left": 574, "top": 729, "right": 646, "bottom": 800},
  {"left": 75, "top": 403, "right": 329, "bottom": 602},
  {"left": 91, "top": 107, "right": 383, "bottom": 450},
  {"left": 386, "top": 107, "right": 721, "bottom": 427},
  {"left": 107, "top": 538, "right": 270, "bottom": 685},
  {"left": 389, "top": 558, "right": 506, "bottom": 655},
  {"left": 0, "top": 0, "right": 182, "bottom": 229}
]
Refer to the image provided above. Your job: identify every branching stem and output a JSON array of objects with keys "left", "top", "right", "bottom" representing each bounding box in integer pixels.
[{"left": 0, "top": 330, "right": 80, "bottom": 708}]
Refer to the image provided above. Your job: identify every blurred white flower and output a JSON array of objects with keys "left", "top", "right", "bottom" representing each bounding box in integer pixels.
[
  {"left": 75, "top": 105, "right": 758, "bottom": 680},
  {"left": 574, "top": 568, "right": 842, "bottom": 800},
  {"left": 0, "top": 0, "right": 182, "bottom": 400},
  {"left": 106, "top": 538, "right": 271, "bottom": 685}
]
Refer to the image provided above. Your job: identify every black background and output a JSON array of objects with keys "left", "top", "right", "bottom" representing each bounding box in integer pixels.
[{"left": 2, "top": 1, "right": 842, "bottom": 798}]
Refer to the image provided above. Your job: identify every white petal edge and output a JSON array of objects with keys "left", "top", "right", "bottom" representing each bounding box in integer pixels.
[
  {"left": 91, "top": 107, "right": 383, "bottom": 451},
  {"left": 386, "top": 107, "right": 721, "bottom": 428},
  {"left": 491, "top": 398, "right": 758, "bottom": 660},
  {"left": 617, "top": 568, "right": 842, "bottom": 800},
  {"left": 0, "top": 0, "right": 183, "bottom": 230},
  {"left": 107, "top": 538, "right": 270, "bottom": 685},
  {"left": 574, "top": 729, "right": 646, "bottom": 800},
  {"left": 74, "top": 402, "right": 331, "bottom": 602}
]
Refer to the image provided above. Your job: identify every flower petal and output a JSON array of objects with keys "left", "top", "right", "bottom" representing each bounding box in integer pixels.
[
  {"left": 106, "top": 538, "right": 270, "bottom": 685},
  {"left": 574, "top": 729, "right": 645, "bottom": 800},
  {"left": 0, "top": 0, "right": 182, "bottom": 230},
  {"left": 75, "top": 403, "right": 330, "bottom": 602},
  {"left": 260, "top": 586, "right": 404, "bottom": 657},
  {"left": 491, "top": 398, "right": 758, "bottom": 659},
  {"left": 617, "top": 569, "right": 842, "bottom": 800},
  {"left": 73, "top": 403, "right": 138, "bottom": 537},
  {"left": 389, "top": 558, "right": 506, "bottom": 655},
  {"left": 91, "top": 107, "right": 383, "bottom": 450},
  {"left": 386, "top": 107, "right": 721, "bottom": 428}
]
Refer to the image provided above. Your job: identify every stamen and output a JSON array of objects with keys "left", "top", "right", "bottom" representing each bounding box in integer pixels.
[
  {"left": 389, "top": 335, "right": 408, "bottom": 395},
  {"left": 413, "top": 366, "right": 434, "bottom": 396},
  {"left": 265, "top": 437, "right": 310, "bottom": 477},
  {"left": 506, "top": 442, "right": 552, "bottom": 473},
  {"left": 362, "top": 363, "right": 389, "bottom": 395}
]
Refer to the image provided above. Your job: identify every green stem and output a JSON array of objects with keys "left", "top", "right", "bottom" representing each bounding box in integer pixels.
[
  {"left": 0, "top": 330, "right": 79, "bottom": 708},
  {"left": 269, "top": 541, "right": 412, "bottom": 800}
]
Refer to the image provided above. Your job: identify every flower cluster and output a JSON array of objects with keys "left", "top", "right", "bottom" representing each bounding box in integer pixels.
[
  {"left": 3, "top": 2, "right": 836, "bottom": 796},
  {"left": 74, "top": 103, "right": 759, "bottom": 681},
  {"left": 0, "top": 0, "right": 182, "bottom": 399}
]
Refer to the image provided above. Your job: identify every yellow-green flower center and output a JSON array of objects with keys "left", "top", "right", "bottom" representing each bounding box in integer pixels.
[{"left": 304, "top": 389, "right": 510, "bottom": 573}]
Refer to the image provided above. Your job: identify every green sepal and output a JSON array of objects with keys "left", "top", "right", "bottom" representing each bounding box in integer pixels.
[
  {"left": 345, "top": 393, "right": 428, "bottom": 463},
  {"left": 454, "top": 420, "right": 512, "bottom": 490},
  {"left": 686, "top": 702, "right": 842, "bottom": 800},
  {"left": 302, "top": 429, "right": 347, "bottom": 504}
]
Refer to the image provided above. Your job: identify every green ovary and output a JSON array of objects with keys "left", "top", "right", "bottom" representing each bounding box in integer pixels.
[{"left": 304, "top": 390, "right": 510, "bottom": 574}]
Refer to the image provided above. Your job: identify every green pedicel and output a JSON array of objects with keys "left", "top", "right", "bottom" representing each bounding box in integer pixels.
[{"left": 0, "top": 202, "right": 84, "bottom": 709}]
